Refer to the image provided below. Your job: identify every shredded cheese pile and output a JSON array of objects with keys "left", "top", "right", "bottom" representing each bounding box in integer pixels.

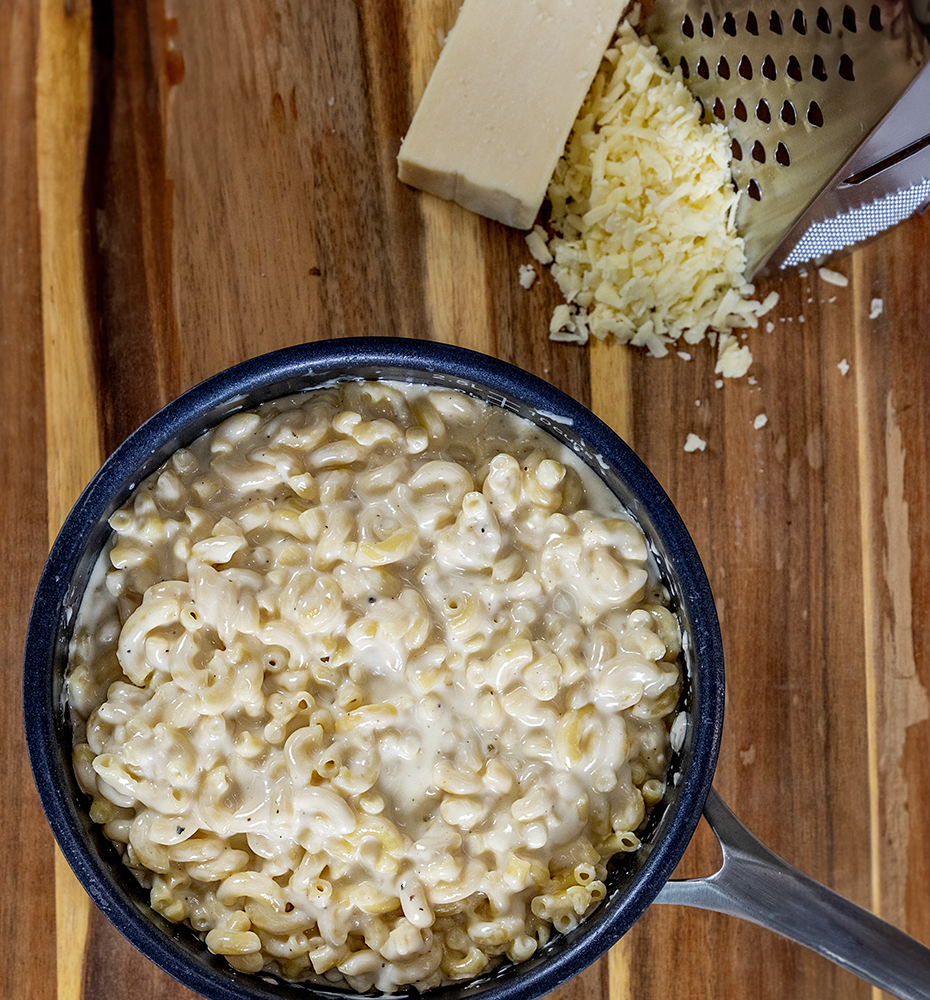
[{"left": 528, "top": 22, "right": 777, "bottom": 376}]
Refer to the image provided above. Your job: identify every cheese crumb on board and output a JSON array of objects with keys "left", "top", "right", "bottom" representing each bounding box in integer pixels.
[
  {"left": 549, "top": 303, "right": 590, "bottom": 342},
  {"left": 753, "top": 413, "right": 768, "bottom": 429},
  {"left": 715, "top": 332, "right": 753, "bottom": 378},
  {"left": 526, "top": 225, "right": 554, "bottom": 266},
  {"left": 518, "top": 264, "right": 537, "bottom": 289},
  {"left": 532, "top": 22, "right": 777, "bottom": 372},
  {"left": 684, "top": 433, "right": 707, "bottom": 453},
  {"left": 838, "top": 358, "right": 850, "bottom": 375},
  {"left": 397, "top": 0, "right": 629, "bottom": 229},
  {"left": 870, "top": 297, "right": 884, "bottom": 319},
  {"left": 818, "top": 267, "right": 849, "bottom": 287}
]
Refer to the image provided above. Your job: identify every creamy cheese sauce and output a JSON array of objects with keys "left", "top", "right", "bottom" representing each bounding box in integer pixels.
[{"left": 67, "top": 380, "right": 681, "bottom": 993}]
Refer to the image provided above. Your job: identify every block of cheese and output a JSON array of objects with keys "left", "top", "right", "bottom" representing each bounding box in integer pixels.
[{"left": 397, "top": 0, "right": 628, "bottom": 230}]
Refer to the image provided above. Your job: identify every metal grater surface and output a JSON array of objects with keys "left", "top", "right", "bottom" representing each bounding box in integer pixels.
[{"left": 640, "top": 0, "right": 930, "bottom": 275}]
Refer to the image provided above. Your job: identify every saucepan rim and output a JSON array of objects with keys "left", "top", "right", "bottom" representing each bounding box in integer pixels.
[{"left": 23, "top": 337, "right": 724, "bottom": 1000}]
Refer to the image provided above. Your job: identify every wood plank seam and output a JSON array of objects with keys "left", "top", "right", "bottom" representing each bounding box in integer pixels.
[{"left": 37, "top": 0, "right": 103, "bottom": 996}]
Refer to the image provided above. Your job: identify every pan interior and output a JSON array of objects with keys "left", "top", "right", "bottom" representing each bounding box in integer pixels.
[{"left": 24, "top": 339, "right": 723, "bottom": 1000}]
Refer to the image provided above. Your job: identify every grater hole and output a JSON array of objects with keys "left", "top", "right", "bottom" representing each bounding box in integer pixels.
[
  {"left": 731, "top": 138, "right": 743, "bottom": 160},
  {"left": 787, "top": 55, "right": 803, "bottom": 80},
  {"left": 842, "top": 5, "right": 857, "bottom": 31},
  {"left": 839, "top": 53, "right": 855, "bottom": 80},
  {"left": 702, "top": 12, "right": 715, "bottom": 36},
  {"left": 792, "top": 8, "right": 808, "bottom": 34},
  {"left": 762, "top": 54, "right": 777, "bottom": 79},
  {"left": 775, "top": 142, "right": 791, "bottom": 166},
  {"left": 817, "top": 7, "right": 832, "bottom": 32},
  {"left": 756, "top": 99, "right": 771, "bottom": 124},
  {"left": 807, "top": 100, "right": 824, "bottom": 127},
  {"left": 751, "top": 140, "right": 766, "bottom": 163},
  {"left": 747, "top": 179, "right": 762, "bottom": 200},
  {"left": 738, "top": 54, "right": 753, "bottom": 79},
  {"left": 697, "top": 55, "right": 710, "bottom": 78},
  {"left": 746, "top": 11, "right": 759, "bottom": 34},
  {"left": 723, "top": 12, "right": 737, "bottom": 35},
  {"left": 869, "top": 4, "right": 882, "bottom": 30},
  {"left": 682, "top": 14, "right": 694, "bottom": 38},
  {"left": 770, "top": 11, "right": 783, "bottom": 33},
  {"left": 781, "top": 100, "right": 797, "bottom": 124},
  {"left": 812, "top": 54, "right": 828, "bottom": 80},
  {"left": 714, "top": 97, "right": 726, "bottom": 119},
  {"left": 734, "top": 98, "right": 748, "bottom": 121},
  {"left": 717, "top": 55, "right": 731, "bottom": 79},
  {"left": 679, "top": 55, "right": 690, "bottom": 78}
]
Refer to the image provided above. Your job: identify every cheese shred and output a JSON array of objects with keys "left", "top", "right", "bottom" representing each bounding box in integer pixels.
[{"left": 533, "top": 22, "right": 777, "bottom": 375}]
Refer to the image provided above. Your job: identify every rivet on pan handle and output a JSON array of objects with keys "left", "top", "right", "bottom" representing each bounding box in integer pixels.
[{"left": 656, "top": 788, "right": 930, "bottom": 1000}]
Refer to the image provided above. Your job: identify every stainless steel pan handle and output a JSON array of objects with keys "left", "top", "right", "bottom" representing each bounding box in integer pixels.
[{"left": 655, "top": 788, "right": 930, "bottom": 1000}]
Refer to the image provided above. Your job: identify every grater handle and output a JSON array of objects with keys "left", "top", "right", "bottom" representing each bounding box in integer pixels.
[{"left": 655, "top": 788, "right": 930, "bottom": 1000}]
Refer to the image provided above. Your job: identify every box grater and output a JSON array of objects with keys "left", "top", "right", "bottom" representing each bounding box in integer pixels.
[{"left": 640, "top": 0, "right": 930, "bottom": 276}]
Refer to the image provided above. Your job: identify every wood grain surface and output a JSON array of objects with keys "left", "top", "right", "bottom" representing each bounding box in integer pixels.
[{"left": 4, "top": 1, "right": 930, "bottom": 998}]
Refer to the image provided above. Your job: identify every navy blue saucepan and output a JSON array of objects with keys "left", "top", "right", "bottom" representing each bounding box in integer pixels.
[{"left": 23, "top": 339, "right": 930, "bottom": 1000}]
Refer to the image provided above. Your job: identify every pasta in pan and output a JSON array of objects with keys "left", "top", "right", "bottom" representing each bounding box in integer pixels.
[{"left": 67, "top": 380, "right": 681, "bottom": 993}]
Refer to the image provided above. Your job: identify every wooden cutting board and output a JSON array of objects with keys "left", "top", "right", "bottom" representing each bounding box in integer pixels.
[{"left": 5, "top": 1, "right": 930, "bottom": 998}]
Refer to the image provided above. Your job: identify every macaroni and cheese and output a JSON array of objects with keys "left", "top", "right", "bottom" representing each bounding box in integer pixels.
[{"left": 67, "top": 380, "right": 681, "bottom": 993}]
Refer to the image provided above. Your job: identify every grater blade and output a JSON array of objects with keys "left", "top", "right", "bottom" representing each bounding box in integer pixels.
[
  {"left": 773, "top": 59, "right": 930, "bottom": 267},
  {"left": 640, "top": 0, "right": 930, "bottom": 276}
]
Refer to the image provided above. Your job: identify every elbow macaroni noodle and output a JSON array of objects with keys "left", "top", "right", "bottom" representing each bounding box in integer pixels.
[{"left": 67, "top": 380, "right": 682, "bottom": 993}]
